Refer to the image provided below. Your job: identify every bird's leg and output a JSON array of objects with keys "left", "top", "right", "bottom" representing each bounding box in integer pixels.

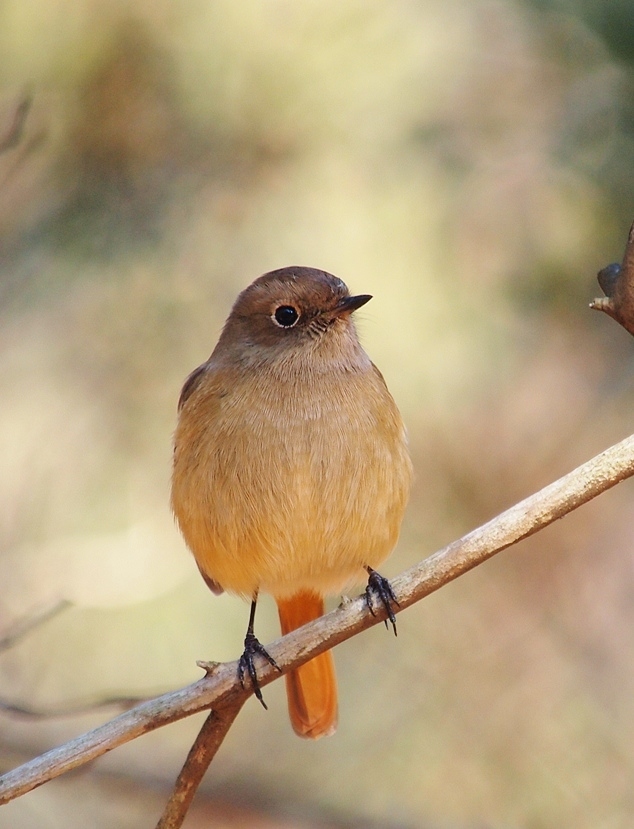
[
  {"left": 237, "top": 592, "right": 281, "bottom": 709},
  {"left": 364, "top": 566, "right": 400, "bottom": 636}
]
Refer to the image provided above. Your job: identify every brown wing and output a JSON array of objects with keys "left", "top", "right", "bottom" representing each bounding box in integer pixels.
[
  {"left": 177, "top": 363, "right": 208, "bottom": 411},
  {"left": 196, "top": 560, "right": 224, "bottom": 595}
]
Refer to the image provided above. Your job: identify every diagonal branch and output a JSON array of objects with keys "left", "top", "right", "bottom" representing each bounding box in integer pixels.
[
  {"left": 155, "top": 702, "right": 245, "bottom": 829},
  {"left": 1, "top": 432, "right": 634, "bottom": 808},
  {"left": 0, "top": 600, "right": 70, "bottom": 654}
]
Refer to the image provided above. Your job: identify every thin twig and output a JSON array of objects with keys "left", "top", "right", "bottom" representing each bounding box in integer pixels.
[
  {"left": 0, "top": 431, "right": 633, "bottom": 808},
  {"left": 155, "top": 702, "right": 245, "bottom": 829},
  {"left": 0, "top": 694, "right": 151, "bottom": 719},
  {"left": 0, "top": 600, "right": 70, "bottom": 653}
]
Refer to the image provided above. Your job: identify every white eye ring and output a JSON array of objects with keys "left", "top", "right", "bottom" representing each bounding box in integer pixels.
[{"left": 272, "top": 305, "right": 300, "bottom": 328}]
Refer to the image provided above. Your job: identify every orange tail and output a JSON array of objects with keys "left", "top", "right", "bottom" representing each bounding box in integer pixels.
[{"left": 276, "top": 591, "right": 338, "bottom": 739}]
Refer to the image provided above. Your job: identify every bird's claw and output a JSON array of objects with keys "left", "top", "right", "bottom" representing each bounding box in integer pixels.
[
  {"left": 365, "top": 567, "right": 399, "bottom": 636},
  {"left": 237, "top": 631, "right": 281, "bottom": 709}
]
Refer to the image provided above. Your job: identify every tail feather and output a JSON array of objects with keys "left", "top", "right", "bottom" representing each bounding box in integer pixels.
[{"left": 276, "top": 591, "right": 338, "bottom": 739}]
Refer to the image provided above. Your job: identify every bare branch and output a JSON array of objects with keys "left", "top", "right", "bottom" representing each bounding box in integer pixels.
[
  {"left": 1, "top": 432, "right": 633, "bottom": 808},
  {"left": 0, "top": 661, "right": 248, "bottom": 805},
  {"left": 155, "top": 701, "right": 245, "bottom": 829},
  {"left": 394, "top": 432, "right": 634, "bottom": 610}
]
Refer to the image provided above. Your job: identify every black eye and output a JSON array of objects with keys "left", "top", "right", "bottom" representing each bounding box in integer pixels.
[{"left": 273, "top": 305, "right": 300, "bottom": 328}]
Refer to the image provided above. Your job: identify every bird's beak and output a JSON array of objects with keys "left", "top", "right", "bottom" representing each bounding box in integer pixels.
[{"left": 334, "top": 294, "right": 373, "bottom": 316}]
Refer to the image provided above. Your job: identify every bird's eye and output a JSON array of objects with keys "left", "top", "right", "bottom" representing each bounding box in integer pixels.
[{"left": 272, "top": 305, "right": 300, "bottom": 328}]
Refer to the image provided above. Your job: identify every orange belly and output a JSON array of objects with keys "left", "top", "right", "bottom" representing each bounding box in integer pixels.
[{"left": 171, "top": 361, "right": 412, "bottom": 600}]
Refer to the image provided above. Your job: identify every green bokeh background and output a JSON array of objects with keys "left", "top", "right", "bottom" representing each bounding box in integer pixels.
[{"left": 2, "top": 1, "right": 634, "bottom": 826}]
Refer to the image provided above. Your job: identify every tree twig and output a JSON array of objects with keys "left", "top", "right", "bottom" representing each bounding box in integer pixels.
[
  {"left": 1, "top": 432, "right": 634, "bottom": 811},
  {"left": 0, "top": 693, "right": 152, "bottom": 720},
  {"left": 155, "top": 702, "right": 245, "bottom": 829},
  {"left": 0, "top": 600, "right": 70, "bottom": 653}
]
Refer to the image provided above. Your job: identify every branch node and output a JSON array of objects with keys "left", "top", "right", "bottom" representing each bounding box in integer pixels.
[{"left": 196, "top": 660, "right": 221, "bottom": 677}]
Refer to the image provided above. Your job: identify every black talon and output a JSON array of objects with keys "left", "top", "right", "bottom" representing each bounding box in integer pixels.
[
  {"left": 238, "top": 596, "right": 281, "bottom": 709},
  {"left": 364, "top": 566, "right": 400, "bottom": 636},
  {"left": 238, "top": 632, "right": 280, "bottom": 709}
]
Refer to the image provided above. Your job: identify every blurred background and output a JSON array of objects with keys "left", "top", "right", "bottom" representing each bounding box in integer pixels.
[{"left": 1, "top": 0, "right": 634, "bottom": 826}]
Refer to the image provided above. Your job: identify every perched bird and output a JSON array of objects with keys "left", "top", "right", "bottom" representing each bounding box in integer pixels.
[{"left": 171, "top": 266, "right": 412, "bottom": 738}]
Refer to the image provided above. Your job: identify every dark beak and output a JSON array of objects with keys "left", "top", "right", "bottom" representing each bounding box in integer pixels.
[{"left": 334, "top": 294, "right": 373, "bottom": 315}]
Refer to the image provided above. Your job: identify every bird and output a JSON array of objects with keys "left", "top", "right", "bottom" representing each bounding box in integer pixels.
[{"left": 171, "top": 266, "right": 412, "bottom": 739}]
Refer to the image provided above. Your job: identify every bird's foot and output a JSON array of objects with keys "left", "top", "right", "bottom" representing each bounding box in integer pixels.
[
  {"left": 237, "top": 631, "right": 281, "bottom": 709},
  {"left": 364, "top": 567, "right": 399, "bottom": 636}
]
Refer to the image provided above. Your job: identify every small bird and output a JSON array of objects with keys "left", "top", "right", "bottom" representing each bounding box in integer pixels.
[{"left": 171, "top": 267, "right": 412, "bottom": 739}]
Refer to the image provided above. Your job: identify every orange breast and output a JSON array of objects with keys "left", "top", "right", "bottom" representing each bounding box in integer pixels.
[{"left": 171, "top": 362, "right": 412, "bottom": 599}]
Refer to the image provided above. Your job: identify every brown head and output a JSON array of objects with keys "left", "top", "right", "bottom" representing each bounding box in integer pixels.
[{"left": 210, "top": 266, "right": 373, "bottom": 370}]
